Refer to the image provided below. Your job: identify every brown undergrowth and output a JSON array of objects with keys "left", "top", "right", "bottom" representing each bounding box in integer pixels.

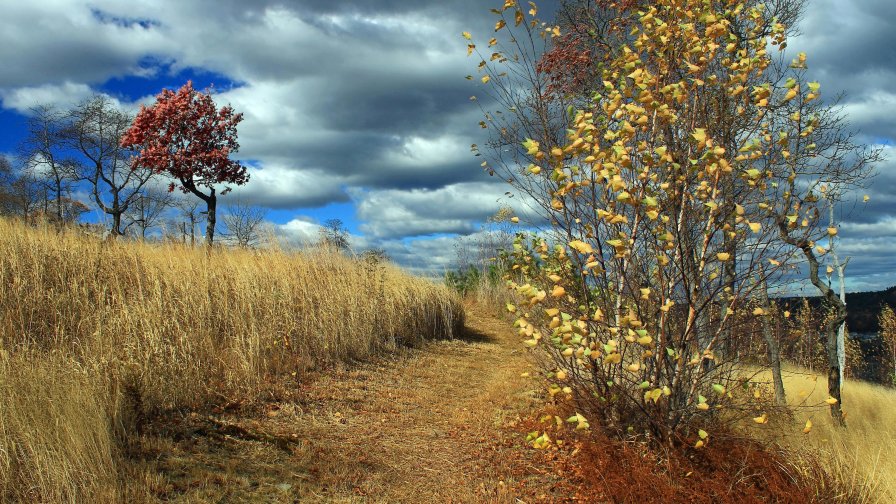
[{"left": 504, "top": 401, "right": 848, "bottom": 504}]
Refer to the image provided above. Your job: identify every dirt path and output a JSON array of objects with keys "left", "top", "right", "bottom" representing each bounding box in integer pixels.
[{"left": 140, "top": 304, "right": 560, "bottom": 503}]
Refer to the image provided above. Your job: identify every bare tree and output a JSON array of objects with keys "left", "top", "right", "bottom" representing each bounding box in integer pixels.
[
  {"left": 0, "top": 157, "right": 16, "bottom": 216},
  {"left": 125, "top": 188, "right": 173, "bottom": 239},
  {"left": 175, "top": 198, "right": 204, "bottom": 246},
  {"left": 19, "top": 105, "right": 79, "bottom": 223},
  {"left": 67, "top": 96, "right": 155, "bottom": 237},
  {"left": 0, "top": 158, "right": 68, "bottom": 223},
  {"left": 319, "top": 218, "right": 350, "bottom": 251},
  {"left": 221, "top": 201, "right": 267, "bottom": 248}
]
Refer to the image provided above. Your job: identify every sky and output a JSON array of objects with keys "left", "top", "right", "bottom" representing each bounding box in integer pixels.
[{"left": 0, "top": 0, "right": 894, "bottom": 291}]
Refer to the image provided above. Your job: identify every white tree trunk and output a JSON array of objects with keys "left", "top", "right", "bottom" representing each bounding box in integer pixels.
[{"left": 829, "top": 202, "right": 846, "bottom": 386}]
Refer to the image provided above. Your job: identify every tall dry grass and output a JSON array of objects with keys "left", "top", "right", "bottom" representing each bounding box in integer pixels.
[
  {"left": 748, "top": 367, "right": 896, "bottom": 503},
  {"left": 0, "top": 218, "right": 463, "bottom": 502}
]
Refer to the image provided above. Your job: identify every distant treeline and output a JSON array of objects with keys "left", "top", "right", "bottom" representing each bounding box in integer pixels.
[{"left": 778, "top": 286, "right": 896, "bottom": 334}]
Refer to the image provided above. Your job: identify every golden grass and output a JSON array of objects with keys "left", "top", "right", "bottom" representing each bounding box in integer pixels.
[
  {"left": 0, "top": 217, "right": 463, "bottom": 502},
  {"left": 747, "top": 367, "right": 896, "bottom": 503}
]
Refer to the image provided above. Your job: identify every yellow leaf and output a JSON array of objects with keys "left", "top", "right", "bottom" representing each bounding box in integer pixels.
[
  {"left": 698, "top": 429, "right": 708, "bottom": 440},
  {"left": 827, "top": 227, "right": 838, "bottom": 237},
  {"left": 510, "top": 216, "right": 520, "bottom": 223},
  {"left": 692, "top": 128, "right": 707, "bottom": 146},
  {"left": 555, "top": 370, "right": 568, "bottom": 380},
  {"left": 551, "top": 285, "right": 566, "bottom": 298},
  {"left": 462, "top": 31, "right": 472, "bottom": 40},
  {"left": 753, "top": 414, "right": 768, "bottom": 424},
  {"left": 488, "top": 37, "right": 497, "bottom": 47},
  {"left": 784, "top": 87, "right": 798, "bottom": 102},
  {"left": 644, "top": 388, "right": 663, "bottom": 403},
  {"left": 825, "top": 397, "right": 838, "bottom": 405},
  {"left": 495, "top": 19, "right": 506, "bottom": 31},
  {"left": 717, "top": 252, "right": 731, "bottom": 261},
  {"left": 749, "top": 222, "right": 761, "bottom": 233},
  {"left": 753, "top": 307, "right": 766, "bottom": 316},
  {"left": 481, "top": 75, "right": 491, "bottom": 84},
  {"left": 545, "top": 308, "right": 559, "bottom": 317},
  {"left": 697, "top": 402, "right": 710, "bottom": 411},
  {"left": 803, "top": 419, "right": 813, "bottom": 433},
  {"left": 627, "top": 363, "right": 640, "bottom": 372},
  {"left": 569, "top": 240, "right": 594, "bottom": 254},
  {"left": 864, "top": 194, "right": 870, "bottom": 203},
  {"left": 695, "top": 440, "right": 705, "bottom": 449}
]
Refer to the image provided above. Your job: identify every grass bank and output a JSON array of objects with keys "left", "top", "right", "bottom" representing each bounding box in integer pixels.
[
  {"left": 777, "top": 369, "right": 896, "bottom": 503},
  {"left": 0, "top": 218, "right": 463, "bottom": 502}
]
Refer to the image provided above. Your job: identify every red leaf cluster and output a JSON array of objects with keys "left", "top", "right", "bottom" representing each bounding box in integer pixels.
[
  {"left": 121, "top": 81, "right": 248, "bottom": 195},
  {"left": 537, "top": 0, "right": 644, "bottom": 97}
]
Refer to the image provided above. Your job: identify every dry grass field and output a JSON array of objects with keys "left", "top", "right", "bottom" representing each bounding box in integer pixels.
[
  {"left": 2, "top": 217, "right": 895, "bottom": 503},
  {"left": 777, "top": 369, "right": 896, "bottom": 503},
  {"left": 0, "top": 218, "right": 464, "bottom": 502}
]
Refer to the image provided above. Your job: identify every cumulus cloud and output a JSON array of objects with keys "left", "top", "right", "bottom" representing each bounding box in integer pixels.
[
  {"left": 0, "top": 0, "right": 893, "bottom": 285},
  {"left": 273, "top": 217, "right": 323, "bottom": 248},
  {"left": 227, "top": 163, "right": 350, "bottom": 209},
  {"left": 351, "top": 182, "right": 529, "bottom": 239}
]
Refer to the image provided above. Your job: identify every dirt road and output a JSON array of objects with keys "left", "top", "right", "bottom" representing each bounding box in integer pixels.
[{"left": 140, "top": 304, "right": 559, "bottom": 503}]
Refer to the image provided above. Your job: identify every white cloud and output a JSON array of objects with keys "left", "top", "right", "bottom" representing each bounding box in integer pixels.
[
  {"left": 351, "top": 182, "right": 521, "bottom": 239},
  {"left": 2, "top": 0, "right": 895, "bottom": 288},
  {"left": 226, "top": 163, "right": 350, "bottom": 209},
  {"left": 1, "top": 82, "right": 100, "bottom": 114},
  {"left": 273, "top": 217, "right": 323, "bottom": 248}
]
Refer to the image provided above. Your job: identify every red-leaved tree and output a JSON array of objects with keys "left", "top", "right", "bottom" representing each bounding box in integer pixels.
[{"left": 121, "top": 81, "right": 247, "bottom": 245}]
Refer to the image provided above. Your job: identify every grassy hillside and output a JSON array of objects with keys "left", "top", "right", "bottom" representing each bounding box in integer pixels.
[
  {"left": 0, "top": 218, "right": 463, "bottom": 503},
  {"left": 745, "top": 368, "right": 896, "bottom": 503}
]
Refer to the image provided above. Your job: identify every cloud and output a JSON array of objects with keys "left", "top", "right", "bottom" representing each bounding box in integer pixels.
[
  {"left": 227, "top": 163, "right": 350, "bottom": 209},
  {"left": 1, "top": 0, "right": 894, "bottom": 288},
  {"left": 273, "top": 217, "right": 323, "bottom": 248},
  {"left": 351, "top": 182, "right": 523, "bottom": 239},
  {"left": 1, "top": 82, "right": 105, "bottom": 114}
]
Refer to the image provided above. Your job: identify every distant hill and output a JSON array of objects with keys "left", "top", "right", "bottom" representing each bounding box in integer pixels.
[
  {"left": 777, "top": 286, "right": 896, "bottom": 384},
  {"left": 779, "top": 285, "right": 896, "bottom": 334}
]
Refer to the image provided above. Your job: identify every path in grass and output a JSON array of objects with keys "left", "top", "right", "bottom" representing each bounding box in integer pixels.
[{"left": 140, "top": 303, "right": 560, "bottom": 503}]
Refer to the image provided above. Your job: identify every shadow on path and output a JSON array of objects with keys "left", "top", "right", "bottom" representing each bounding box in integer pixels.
[{"left": 457, "top": 324, "right": 498, "bottom": 344}]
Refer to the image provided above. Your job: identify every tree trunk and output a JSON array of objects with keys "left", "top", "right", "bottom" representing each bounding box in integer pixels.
[
  {"left": 55, "top": 179, "right": 64, "bottom": 223},
  {"left": 759, "top": 266, "right": 786, "bottom": 405},
  {"left": 205, "top": 190, "right": 216, "bottom": 246},
  {"left": 829, "top": 203, "right": 847, "bottom": 384},
  {"left": 778, "top": 220, "right": 845, "bottom": 425},
  {"left": 111, "top": 211, "right": 123, "bottom": 237},
  {"left": 825, "top": 316, "right": 845, "bottom": 424}
]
